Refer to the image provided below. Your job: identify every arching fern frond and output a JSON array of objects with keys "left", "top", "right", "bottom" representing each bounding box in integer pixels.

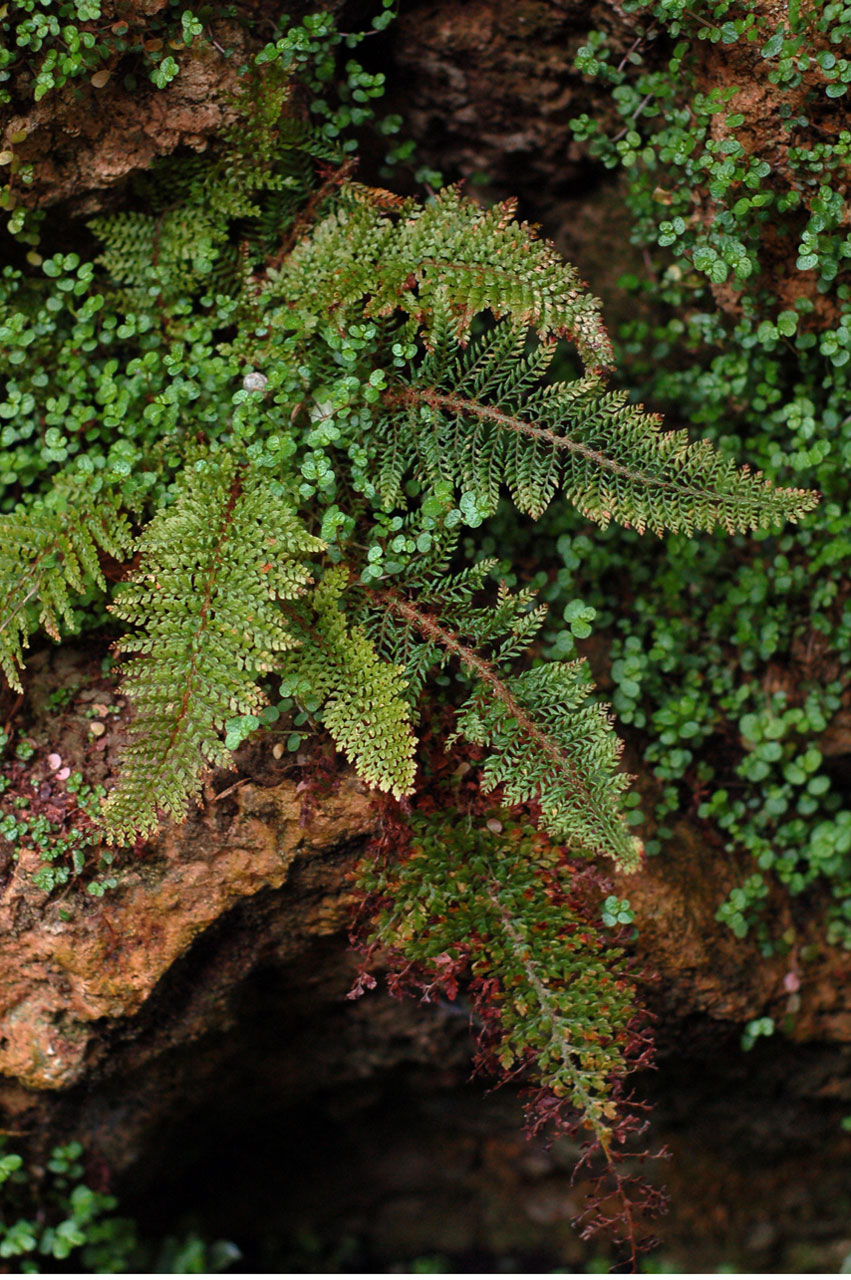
[
  {"left": 452, "top": 661, "right": 638, "bottom": 869},
  {"left": 280, "top": 566, "right": 417, "bottom": 799},
  {"left": 102, "top": 459, "right": 323, "bottom": 843},
  {"left": 376, "top": 320, "right": 820, "bottom": 534},
  {"left": 0, "top": 478, "right": 131, "bottom": 692}
]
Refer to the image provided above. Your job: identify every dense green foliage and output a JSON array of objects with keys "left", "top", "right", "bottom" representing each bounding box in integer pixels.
[
  {"left": 562, "top": 0, "right": 851, "bottom": 950},
  {"left": 0, "top": 12, "right": 813, "bottom": 867}
]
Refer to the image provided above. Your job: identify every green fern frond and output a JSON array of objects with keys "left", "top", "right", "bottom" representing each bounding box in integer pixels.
[
  {"left": 102, "top": 459, "right": 323, "bottom": 843},
  {"left": 377, "top": 321, "right": 820, "bottom": 533},
  {"left": 382, "top": 189, "right": 613, "bottom": 362},
  {"left": 280, "top": 565, "right": 417, "bottom": 799},
  {"left": 0, "top": 479, "right": 131, "bottom": 692},
  {"left": 376, "top": 588, "right": 638, "bottom": 869},
  {"left": 276, "top": 186, "right": 613, "bottom": 365},
  {"left": 89, "top": 208, "right": 230, "bottom": 294},
  {"left": 452, "top": 662, "right": 639, "bottom": 869}
]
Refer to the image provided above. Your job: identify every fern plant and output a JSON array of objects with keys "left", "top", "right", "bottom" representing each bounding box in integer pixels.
[
  {"left": 0, "top": 45, "right": 817, "bottom": 859},
  {"left": 101, "top": 457, "right": 322, "bottom": 842},
  {"left": 0, "top": 7, "right": 820, "bottom": 1254}
]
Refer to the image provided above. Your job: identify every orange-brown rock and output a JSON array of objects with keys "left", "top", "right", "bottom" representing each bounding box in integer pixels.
[{"left": 0, "top": 771, "right": 376, "bottom": 1091}]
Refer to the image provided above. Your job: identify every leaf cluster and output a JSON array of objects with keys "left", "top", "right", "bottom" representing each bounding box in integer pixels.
[{"left": 0, "top": 1137, "right": 239, "bottom": 1272}]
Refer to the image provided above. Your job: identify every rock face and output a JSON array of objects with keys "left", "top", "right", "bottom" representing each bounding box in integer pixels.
[
  {"left": 0, "top": 771, "right": 375, "bottom": 1092},
  {"left": 1, "top": 644, "right": 851, "bottom": 1271},
  {"left": 383, "top": 0, "right": 631, "bottom": 221},
  {"left": 615, "top": 808, "right": 851, "bottom": 1044},
  {"left": 0, "top": 644, "right": 474, "bottom": 1175}
]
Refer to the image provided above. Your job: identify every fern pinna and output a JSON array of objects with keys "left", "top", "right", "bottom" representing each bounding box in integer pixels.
[{"left": 0, "top": 14, "right": 818, "bottom": 1261}]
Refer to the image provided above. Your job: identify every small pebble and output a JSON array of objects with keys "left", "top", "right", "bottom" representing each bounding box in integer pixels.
[
  {"left": 56, "top": 767, "right": 70, "bottom": 781},
  {"left": 91, "top": 703, "right": 109, "bottom": 717},
  {"left": 89, "top": 721, "right": 106, "bottom": 738},
  {"left": 272, "top": 742, "right": 284, "bottom": 759},
  {"left": 784, "top": 971, "right": 801, "bottom": 993},
  {"left": 242, "top": 371, "right": 268, "bottom": 392},
  {"left": 487, "top": 818, "right": 503, "bottom": 834},
  {"left": 47, "top": 753, "right": 62, "bottom": 771}
]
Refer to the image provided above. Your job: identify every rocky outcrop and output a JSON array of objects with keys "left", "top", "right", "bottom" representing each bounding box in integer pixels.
[
  {"left": 0, "top": 0, "right": 341, "bottom": 215},
  {"left": 1, "top": 0, "right": 631, "bottom": 218},
  {"left": 0, "top": 771, "right": 375, "bottom": 1092}
]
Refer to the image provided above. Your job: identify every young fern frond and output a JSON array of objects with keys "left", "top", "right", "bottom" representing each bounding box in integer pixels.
[
  {"left": 102, "top": 459, "right": 323, "bottom": 843},
  {"left": 376, "top": 319, "right": 820, "bottom": 534},
  {"left": 280, "top": 566, "right": 417, "bottom": 799},
  {"left": 0, "top": 479, "right": 131, "bottom": 692}
]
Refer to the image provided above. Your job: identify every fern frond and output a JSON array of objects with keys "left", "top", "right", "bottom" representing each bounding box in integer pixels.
[
  {"left": 102, "top": 459, "right": 323, "bottom": 842},
  {"left": 276, "top": 186, "right": 613, "bottom": 365},
  {"left": 360, "top": 813, "right": 640, "bottom": 1146},
  {"left": 280, "top": 566, "right": 416, "bottom": 799},
  {"left": 377, "top": 590, "right": 639, "bottom": 869},
  {"left": 89, "top": 208, "right": 230, "bottom": 294},
  {"left": 377, "top": 323, "right": 820, "bottom": 533},
  {"left": 452, "top": 661, "right": 639, "bottom": 869},
  {"left": 0, "top": 479, "right": 131, "bottom": 692},
  {"left": 380, "top": 188, "right": 613, "bottom": 362}
]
